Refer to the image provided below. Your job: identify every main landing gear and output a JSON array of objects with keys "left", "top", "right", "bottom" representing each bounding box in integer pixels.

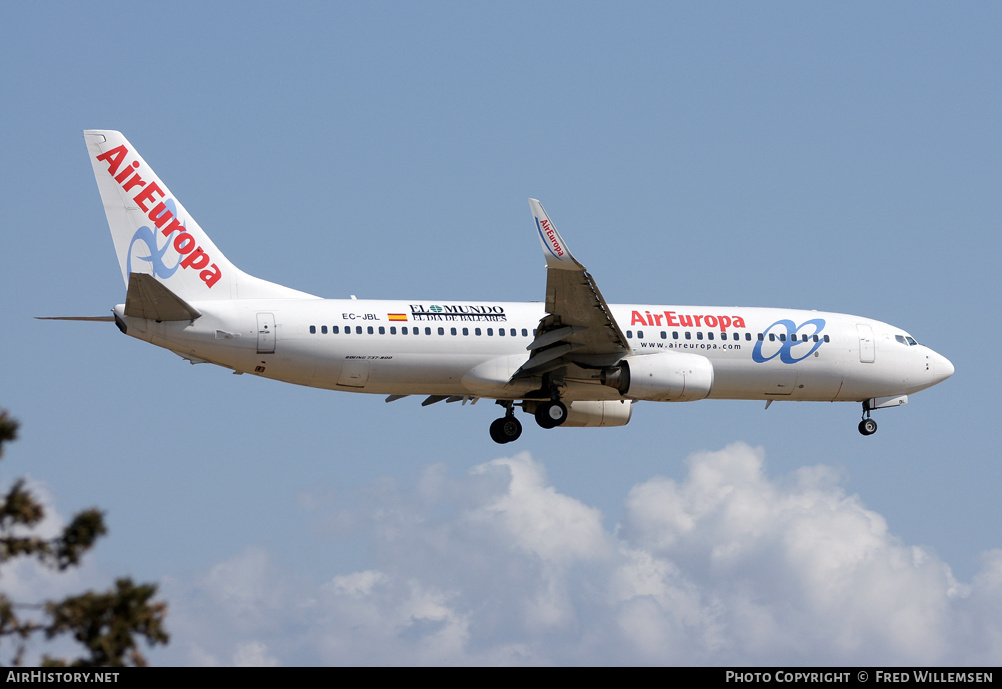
[
  {"left": 534, "top": 400, "right": 567, "bottom": 429},
  {"left": 489, "top": 401, "right": 522, "bottom": 444},
  {"left": 858, "top": 401, "right": 878, "bottom": 436},
  {"left": 488, "top": 397, "right": 569, "bottom": 444}
]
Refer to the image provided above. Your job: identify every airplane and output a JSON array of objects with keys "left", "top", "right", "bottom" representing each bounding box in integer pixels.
[{"left": 60, "top": 130, "right": 954, "bottom": 444}]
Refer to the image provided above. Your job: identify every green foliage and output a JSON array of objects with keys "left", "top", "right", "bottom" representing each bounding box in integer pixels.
[{"left": 0, "top": 410, "right": 168, "bottom": 666}]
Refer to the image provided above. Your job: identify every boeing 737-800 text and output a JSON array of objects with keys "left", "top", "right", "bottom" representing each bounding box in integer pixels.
[{"left": 63, "top": 130, "right": 953, "bottom": 444}]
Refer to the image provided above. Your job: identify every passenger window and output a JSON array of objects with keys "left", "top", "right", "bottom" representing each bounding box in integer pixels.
[
  {"left": 745, "top": 333, "right": 751, "bottom": 341},
  {"left": 321, "top": 325, "right": 328, "bottom": 334},
  {"left": 638, "top": 330, "right": 644, "bottom": 339},
  {"left": 697, "top": 332, "right": 703, "bottom": 340},
  {"left": 438, "top": 327, "right": 445, "bottom": 335},
  {"left": 487, "top": 328, "right": 494, "bottom": 336},
  {"left": 402, "top": 327, "right": 408, "bottom": 335},
  {"left": 824, "top": 335, "right": 830, "bottom": 342},
  {"left": 707, "top": 332, "right": 714, "bottom": 341},
  {"left": 510, "top": 329, "right": 516, "bottom": 337},
  {"left": 661, "top": 331, "right": 667, "bottom": 339},
  {"left": 389, "top": 327, "right": 396, "bottom": 335},
  {"left": 356, "top": 326, "right": 362, "bottom": 334},
  {"left": 521, "top": 328, "right": 528, "bottom": 337},
  {"left": 673, "top": 331, "right": 679, "bottom": 340},
  {"left": 425, "top": 327, "right": 431, "bottom": 335},
  {"left": 769, "top": 334, "right": 776, "bottom": 342},
  {"left": 332, "top": 326, "right": 339, "bottom": 334},
  {"left": 685, "top": 332, "right": 691, "bottom": 340},
  {"left": 475, "top": 328, "right": 482, "bottom": 336},
  {"left": 499, "top": 328, "right": 505, "bottom": 336},
  {"left": 758, "top": 333, "right": 764, "bottom": 341},
  {"left": 378, "top": 326, "right": 385, "bottom": 335},
  {"left": 367, "top": 326, "right": 374, "bottom": 334},
  {"left": 450, "top": 327, "right": 457, "bottom": 336},
  {"left": 626, "top": 330, "right": 633, "bottom": 338},
  {"left": 462, "top": 328, "right": 469, "bottom": 336},
  {"left": 309, "top": 325, "right": 316, "bottom": 334}
]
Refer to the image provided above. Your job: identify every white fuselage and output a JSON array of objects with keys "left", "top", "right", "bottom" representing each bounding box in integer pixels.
[{"left": 113, "top": 298, "right": 954, "bottom": 404}]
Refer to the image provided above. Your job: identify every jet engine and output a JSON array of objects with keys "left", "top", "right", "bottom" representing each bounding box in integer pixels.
[
  {"left": 560, "top": 400, "right": 633, "bottom": 427},
  {"left": 602, "top": 352, "right": 714, "bottom": 402}
]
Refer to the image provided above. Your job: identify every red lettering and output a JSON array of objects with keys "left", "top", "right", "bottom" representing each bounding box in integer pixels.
[
  {"left": 541, "top": 220, "right": 563, "bottom": 255},
  {"left": 180, "top": 246, "right": 210, "bottom": 270},
  {"left": 148, "top": 202, "right": 174, "bottom": 229},
  {"left": 629, "top": 309, "right": 746, "bottom": 331},
  {"left": 96, "top": 145, "right": 128, "bottom": 176},
  {"left": 121, "top": 173, "right": 146, "bottom": 193},
  {"left": 114, "top": 160, "right": 140, "bottom": 183},
  {"left": 200, "top": 264, "right": 222, "bottom": 288},
  {"left": 173, "top": 233, "right": 196, "bottom": 254},
  {"left": 161, "top": 215, "right": 184, "bottom": 237},
  {"left": 133, "top": 182, "right": 164, "bottom": 212}
]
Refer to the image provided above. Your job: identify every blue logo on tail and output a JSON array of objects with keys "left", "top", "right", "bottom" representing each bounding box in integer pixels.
[{"left": 127, "top": 199, "right": 183, "bottom": 279}]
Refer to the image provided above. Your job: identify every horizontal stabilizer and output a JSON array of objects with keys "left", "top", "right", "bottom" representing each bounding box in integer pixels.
[
  {"left": 35, "top": 315, "right": 114, "bottom": 322},
  {"left": 124, "top": 273, "right": 201, "bottom": 321}
]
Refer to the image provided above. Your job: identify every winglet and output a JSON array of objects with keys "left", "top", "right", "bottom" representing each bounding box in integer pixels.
[{"left": 529, "top": 199, "right": 583, "bottom": 270}]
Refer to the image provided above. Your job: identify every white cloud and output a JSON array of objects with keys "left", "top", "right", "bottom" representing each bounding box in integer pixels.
[{"left": 154, "top": 444, "right": 1002, "bottom": 666}]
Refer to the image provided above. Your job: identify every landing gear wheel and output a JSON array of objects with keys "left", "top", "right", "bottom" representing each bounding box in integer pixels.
[
  {"left": 490, "top": 416, "right": 522, "bottom": 444},
  {"left": 534, "top": 401, "right": 568, "bottom": 429},
  {"left": 858, "top": 418, "right": 878, "bottom": 436}
]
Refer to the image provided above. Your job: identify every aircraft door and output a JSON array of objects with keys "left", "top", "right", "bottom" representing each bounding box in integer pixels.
[
  {"left": 257, "top": 313, "right": 276, "bottom": 354},
  {"left": 857, "top": 324, "right": 874, "bottom": 363}
]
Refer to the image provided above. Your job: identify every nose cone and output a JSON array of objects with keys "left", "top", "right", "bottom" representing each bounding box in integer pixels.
[{"left": 931, "top": 351, "right": 954, "bottom": 384}]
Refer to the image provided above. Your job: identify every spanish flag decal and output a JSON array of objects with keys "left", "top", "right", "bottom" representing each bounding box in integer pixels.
[{"left": 388, "top": 314, "right": 408, "bottom": 321}]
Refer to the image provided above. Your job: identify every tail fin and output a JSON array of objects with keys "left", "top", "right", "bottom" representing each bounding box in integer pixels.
[{"left": 84, "top": 130, "right": 316, "bottom": 301}]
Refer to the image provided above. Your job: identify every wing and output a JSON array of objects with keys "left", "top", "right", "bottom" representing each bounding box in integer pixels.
[{"left": 512, "top": 199, "right": 632, "bottom": 379}]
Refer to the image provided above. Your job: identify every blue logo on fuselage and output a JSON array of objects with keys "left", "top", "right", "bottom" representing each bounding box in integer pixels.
[{"left": 752, "top": 318, "right": 826, "bottom": 364}]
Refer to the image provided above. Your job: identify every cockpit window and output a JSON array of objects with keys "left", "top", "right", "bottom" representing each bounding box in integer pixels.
[
  {"left": 906, "top": 336, "right": 918, "bottom": 346},
  {"left": 896, "top": 335, "right": 907, "bottom": 345},
  {"left": 896, "top": 334, "right": 920, "bottom": 346}
]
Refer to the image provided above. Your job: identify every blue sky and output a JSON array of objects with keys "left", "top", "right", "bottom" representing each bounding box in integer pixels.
[{"left": 1, "top": 2, "right": 1000, "bottom": 665}]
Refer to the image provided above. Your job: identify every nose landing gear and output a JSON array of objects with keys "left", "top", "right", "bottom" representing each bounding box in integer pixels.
[
  {"left": 858, "top": 401, "right": 877, "bottom": 436},
  {"left": 858, "top": 418, "right": 878, "bottom": 436}
]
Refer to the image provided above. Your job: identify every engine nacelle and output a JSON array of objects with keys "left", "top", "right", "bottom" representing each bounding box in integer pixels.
[
  {"left": 603, "top": 352, "right": 714, "bottom": 402},
  {"left": 561, "top": 400, "right": 633, "bottom": 427}
]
